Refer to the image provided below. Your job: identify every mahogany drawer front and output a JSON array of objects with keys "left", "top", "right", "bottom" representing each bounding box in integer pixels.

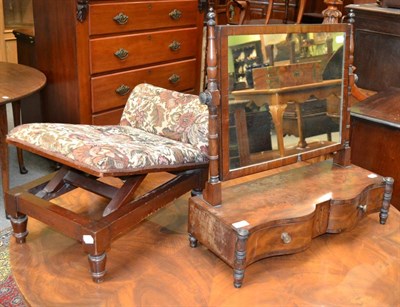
[
  {"left": 92, "top": 107, "right": 124, "bottom": 125},
  {"left": 91, "top": 59, "right": 197, "bottom": 113},
  {"left": 327, "top": 186, "right": 384, "bottom": 233},
  {"left": 89, "top": 1, "right": 199, "bottom": 35},
  {"left": 245, "top": 217, "right": 314, "bottom": 265},
  {"left": 90, "top": 28, "right": 198, "bottom": 74},
  {"left": 365, "top": 187, "right": 385, "bottom": 214},
  {"left": 327, "top": 201, "right": 364, "bottom": 233}
]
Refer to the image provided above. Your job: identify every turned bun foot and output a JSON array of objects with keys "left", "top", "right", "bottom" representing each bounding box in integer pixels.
[
  {"left": 88, "top": 253, "right": 107, "bottom": 283},
  {"left": 9, "top": 215, "right": 29, "bottom": 244},
  {"left": 189, "top": 233, "right": 198, "bottom": 248},
  {"left": 233, "top": 269, "right": 244, "bottom": 288},
  {"left": 14, "top": 232, "right": 28, "bottom": 244}
]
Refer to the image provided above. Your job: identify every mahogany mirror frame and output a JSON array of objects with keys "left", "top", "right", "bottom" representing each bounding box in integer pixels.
[{"left": 201, "top": 12, "right": 352, "bottom": 206}]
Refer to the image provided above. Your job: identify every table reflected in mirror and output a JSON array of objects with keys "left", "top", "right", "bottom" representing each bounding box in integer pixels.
[{"left": 227, "top": 31, "right": 345, "bottom": 170}]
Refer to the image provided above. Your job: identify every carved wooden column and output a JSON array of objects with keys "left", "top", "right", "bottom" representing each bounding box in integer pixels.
[
  {"left": 322, "top": 0, "right": 342, "bottom": 24},
  {"left": 200, "top": 9, "right": 222, "bottom": 206}
]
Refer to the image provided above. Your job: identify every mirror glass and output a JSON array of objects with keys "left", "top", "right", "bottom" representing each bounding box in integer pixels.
[{"left": 225, "top": 28, "right": 347, "bottom": 172}]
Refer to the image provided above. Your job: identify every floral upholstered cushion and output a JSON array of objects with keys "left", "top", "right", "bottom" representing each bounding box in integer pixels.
[
  {"left": 120, "top": 83, "right": 208, "bottom": 152},
  {"left": 7, "top": 124, "right": 208, "bottom": 174},
  {"left": 7, "top": 83, "right": 209, "bottom": 175}
]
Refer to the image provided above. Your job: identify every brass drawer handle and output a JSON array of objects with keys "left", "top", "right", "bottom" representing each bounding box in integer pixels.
[
  {"left": 169, "top": 9, "right": 182, "bottom": 20},
  {"left": 281, "top": 232, "right": 292, "bottom": 244},
  {"left": 169, "top": 74, "right": 180, "bottom": 84},
  {"left": 169, "top": 41, "right": 181, "bottom": 51},
  {"left": 114, "top": 48, "right": 129, "bottom": 60},
  {"left": 113, "top": 12, "right": 129, "bottom": 25},
  {"left": 115, "top": 84, "right": 131, "bottom": 96}
]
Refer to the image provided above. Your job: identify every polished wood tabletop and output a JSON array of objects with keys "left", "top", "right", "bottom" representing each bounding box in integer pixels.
[
  {"left": 0, "top": 62, "right": 46, "bottom": 197},
  {"left": 9, "top": 170, "right": 400, "bottom": 306},
  {"left": 0, "top": 62, "right": 46, "bottom": 105},
  {"left": 351, "top": 87, "right": 400, "bottom": 129}
]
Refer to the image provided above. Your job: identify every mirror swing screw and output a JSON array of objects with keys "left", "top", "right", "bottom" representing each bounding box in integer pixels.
[{"left": 199, "top": 90, "right": 213, "bottom": 106}]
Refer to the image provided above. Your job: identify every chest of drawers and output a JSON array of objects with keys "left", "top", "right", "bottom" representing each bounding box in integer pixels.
[{"left": 32, "top": 0, "right": 205, "bottom": 124}]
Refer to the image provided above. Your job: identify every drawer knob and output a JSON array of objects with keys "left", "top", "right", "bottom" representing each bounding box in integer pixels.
[
  {"left": 169, "top": 74, "right": 181, "bottom": 84},
  {"left": 357, "top": 204, "right": 367, "bottom": 213},
  {"left": 281, "top": 232, "right": 292, "bottom": 244},
  {"left": 169, "top": 9, "right": 182, "bottom": 20},
  {"left": 115, "top": 84, "right": 131, "bottom": 96},
  {"left": 114, "top": 48, "right": 129, "bottom": 60},
  {"left": 169, "top": 41, "right": 181, "bottom": 51},
  {"left": 113, "top": 12, "right": 129, "bottom": 25}
]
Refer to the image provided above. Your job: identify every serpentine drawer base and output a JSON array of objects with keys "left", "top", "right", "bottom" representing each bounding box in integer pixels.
[{"left": 188, "top": 161, "right": 393, "bottom": 288}]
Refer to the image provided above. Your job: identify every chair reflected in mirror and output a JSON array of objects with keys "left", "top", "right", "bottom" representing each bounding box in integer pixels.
[
  {"left": 226, "top": 0, "right": 250, "bottom": 25},
  {"left": 217, "top": 0, "right": 306, "bottom": 26},
  {"left": 245, "top": 0, "right": 306, "bottom": 25}
]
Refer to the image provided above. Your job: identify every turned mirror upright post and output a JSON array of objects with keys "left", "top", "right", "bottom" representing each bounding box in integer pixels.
[{"left": 189, "top": 9, "right": 393, "bottom": 288}]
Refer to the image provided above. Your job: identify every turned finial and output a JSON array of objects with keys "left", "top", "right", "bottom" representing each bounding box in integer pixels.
[{"left": 207, "top": 8, "right": 217, "bottom": 26}]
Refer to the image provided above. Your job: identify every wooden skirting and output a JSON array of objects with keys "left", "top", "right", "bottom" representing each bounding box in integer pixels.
[{"left": 9, "top": 172, "right": 400, "bottom": 306}]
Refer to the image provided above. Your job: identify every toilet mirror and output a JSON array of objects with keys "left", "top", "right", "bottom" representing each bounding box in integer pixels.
[{"left": 215, "top": 24, "right": 351, "bottom": 180}]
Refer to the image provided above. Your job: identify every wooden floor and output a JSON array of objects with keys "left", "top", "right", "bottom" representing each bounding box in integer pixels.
[{"left": 9, "top": 167, "right": 400, "bottom": 306}]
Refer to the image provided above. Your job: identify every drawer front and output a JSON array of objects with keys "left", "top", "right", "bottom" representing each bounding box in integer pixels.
[
  {"left": 89, "top": 1, "right": 199, "bottom": 35},
  {"left": 91, "top": 59, "right": 198, "bottom": 113},
  {"left": 90, "top": 28, "right": 198, "bottom": 74},
  {"left": 327, "top": 186, "right": 384, "bottom": 233},
  {"left": 327, "top": 200, "right": 364, "bottom": 233},
  {"left": 246, "top": 217, "right": 314, "bottom": 265}
]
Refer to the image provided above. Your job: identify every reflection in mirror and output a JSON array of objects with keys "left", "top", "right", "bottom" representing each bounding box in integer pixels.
[{"left": 228, "top": 31, "right": 345, "bottom": 169}]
